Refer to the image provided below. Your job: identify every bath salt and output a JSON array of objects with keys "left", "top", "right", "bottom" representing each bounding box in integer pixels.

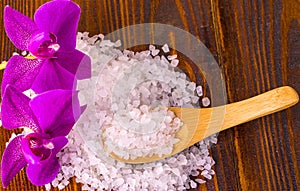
[
  {"left": 196, "top": 85, "right": 203, "bottom": 97},
  {"left": 170, "top": 59, "right": 179, "bottom": 67},
  {"left": 47, "top": 32, "right": 218, "bottom": 191},
  {"left": 162, "top": 44, "right": 170, "bottom": 53},
  {"left": 97, "top": 50, "right": 199, "bottom": 159},
  {"left": 167, "top": 54, "right": 177, "bottom": 60},
  {"left": 202, "top": 97, "right": 211, "bottom": 107}
]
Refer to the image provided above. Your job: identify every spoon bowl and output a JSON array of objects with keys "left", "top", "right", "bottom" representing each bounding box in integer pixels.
[{"left": 105, "top": 86, "right": 299, "bottom": 163}]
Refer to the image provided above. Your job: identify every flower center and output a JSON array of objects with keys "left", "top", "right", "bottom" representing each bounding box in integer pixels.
[
  {"left": 28, "top": 32, "right": 60, "bottom": 59},
  {"left": 26, "top": 134, "right": 53, "bottom": 161}
]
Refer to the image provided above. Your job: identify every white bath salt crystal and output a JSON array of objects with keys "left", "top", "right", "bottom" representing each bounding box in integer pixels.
[
  {"left": 196, "top": 85, "right": 203, "bottom": 97},
  {"left": 52, "top": 179, "right": 59, "bottom": 187},
  {"left": 202, "top": 97, "right": 211, "bottom": 107},
  {"left": 141, "top": 50, "right": 151, "bottom": 57},
  {"left": 162, "top": 44, "right": 170, "bottom": 53},
  {"left": 149, "top": 44, "right": 155, "bottom": 50},
  {"left": 195, "top": 179, "right": 206, "bottom": 184},
  {"left": 62, "top": 179, "right": 70, "bottom": 186},
  {"left": 111, "top": 103, "right": 118, "bottom": 111},
  {"left": 57, "top": 173, "right": 63, "bottom": 181},
  {"left": 82, "top": 184, "right": 90, "bottom": 190},
  {"left": 118, "top": 55, "right": 129, "bottom": 61},
  {"left": 132, "top": 100, "right": 140, "bottom": 107},
  {"left": 6, "top": 133, "right": 17, "bottom": 146},
  {"left": 187, "top": 82, "right": 196, "bottom": 91},
  {"left": 154, "top": 165, "right": 164, "bottom": 175},
  {"left": 164, "top": 115, "right": 172, "bottom": 123},
  {"left": 184, "top": 182, "right": 191, "bottom": 189},
  {"left": 170, "top": 59, "right": 179, "bottom": 67},
  {"left": 204, "top": 164, "right": 211, "bottom": 170},
  {"left": 23, "top": 89, "right": 37, "bottom": 98},
  {"left": 168, "top": 157, "right": 177, "bottom": 163},
  {"left": 140, "top": 105, "right": 149, "bottom": 113},
  {"left": 114, "top": 178, "right": 125, "bottom": 187},
  {"left": 190, "top": 180, "right": 197, "bottom": 189},
  {"left": 45, "top": 183, "right": 51, "bottom": 191},
  {"left": 167, "top": 54, "right": 177, "bottom": 60},
  {"left": 160, "top": 55, "right": 169, "bottom": 65},
  {"left": 173, "top": 117, "right": 181, "bottom": 124},
  {"left": 123, "top": 49, "right": 131, "bottom": 56},
  {"left": 191, "top": 170, "right": 200, "bottom": 176},
  {"left": 208, "top": 169, "right": 215, "bottom": 175},
  {"left": 114, "top": 40, "right": 122, "bottom": 47},
  {"left": 206, "top": 156, "right": 213, "bottom": 164},
  {"left": 151, "top": 49, "right": 160, "bottom": 56},
  {"left": 82, "top": 173, "right": 90, "bottom": 182},
  {"left": 172, "top": 168, "right": 181, "bottom": 177},
  {"left": 210, "top": 136, "right": 218, "bottom": 144},
  {"left": 129, "top": 108, "right": 141, "bottom": 119},
  {"left": 201, "top": 169, "right": 209, "bottom": 176},
  {"left": 21, "top": 50, "right": 27, "bottom": 56},
  {"left": 203, "top": 174, "right": 212, "bottom": 180},
  {"left": 58, "top": 183, "right": 65, "bottom": 190},
  {"left": 98, "top": 33, "right": 104, "bottom": 40}
]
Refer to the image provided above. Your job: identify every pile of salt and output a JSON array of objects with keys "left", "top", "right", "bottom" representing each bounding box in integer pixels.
[{"left": 45, "top": 33, "right": 216, "bottom": 191}]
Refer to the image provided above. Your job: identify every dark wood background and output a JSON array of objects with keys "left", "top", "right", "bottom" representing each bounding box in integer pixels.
[{"left": 0, "top": 0, "right": 299, "bottom": 190}]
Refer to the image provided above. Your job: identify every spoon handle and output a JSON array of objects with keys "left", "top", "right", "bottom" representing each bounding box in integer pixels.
[
  {"left": 180, "top": 86, "right": 299, "bottom": 147},
  {"left": 221, "top": 86, "right": 298, "bottom": 131}
]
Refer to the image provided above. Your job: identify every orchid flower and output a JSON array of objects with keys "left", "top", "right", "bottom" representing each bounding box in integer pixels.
[
  {"left": 2, "top": 0, "right": 91, "bottom": 95},
  {"left": 1, "top": 85, "right": 81, "bottom": 187}
]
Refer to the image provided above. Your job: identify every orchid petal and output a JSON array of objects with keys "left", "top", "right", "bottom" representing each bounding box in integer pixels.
[
  {"left": 56, "top": 49, "right": 91, "bottom": 79},
  {"left": 51, "top": 136, "right": 68, "bottom": 155},
  {"left": 1, "top": 55, "right": 43, "bottom": 95},
  {"left": 1, "top": 85, "right": 39, "bottom": 131},
  {"left": 31, "top": 60, "right": 76, "bottom": 94},
  {"left": 25, "top": 136, "right": 67, "bottom": 186},
  {"left": 4, "top": 6, "right": 38, "bottom": 50},
  {"left": 1, "top": 135, "right": 27, "bottom": 188},
  {"left": 34, "top": 0, "right": 80, "bottom": 50},
  {"left": 26, "top": 157, "right": 60, "bottom": 186},
  {"left": 30, "top": 90, "right": 80, "bottom": 137}
]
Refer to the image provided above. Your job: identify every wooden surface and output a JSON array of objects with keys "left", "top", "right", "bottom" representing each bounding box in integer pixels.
[{"left": 0, "top": 0, "right": 299, "bottom": 191}]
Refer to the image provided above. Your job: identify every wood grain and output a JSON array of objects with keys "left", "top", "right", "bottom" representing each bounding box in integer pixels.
[{"left": 0, "top": 0, "right": 299, "bottom": 191}]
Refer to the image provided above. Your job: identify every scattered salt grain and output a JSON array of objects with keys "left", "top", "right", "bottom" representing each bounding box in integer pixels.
[
  {"left": 195, "top": 178, "right": 206, "bottom": 184},
  {"left": 45, "top": 183, "right": 51, "bottom": 191},
  {"left": 196, "top": 85, "right": 203, "bottom": 97},
  {"left": 202, "top": 97, "right": 210, "bottom": 107},
  {"left": 23, "top": 89, "right": 37, "bottom": 99},
  {"left": 203, "top": 174, "right": 212, "bottom": 180},
  {"left": 46, "top": 33, "right": 218, "bottom": 191},
  {"left": 162, "top": 44, "right": 170, "bottom": 53},
  {"left": 21, "top": 50, "right": 27, "bottom": 56},
  {"left": 167, "top": 54, "right": 177, "bottom": 60},
  {"left": 190, "top": 180, "right": 197, "bottom": 189}
]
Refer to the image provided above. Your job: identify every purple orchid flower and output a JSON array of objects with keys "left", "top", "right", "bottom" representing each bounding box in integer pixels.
[
  {"left": 2, "top": 0, "right": 91, "bottom": 95},
  {"left": 1, "top": 85, "right": 81, "bottom": 187}
]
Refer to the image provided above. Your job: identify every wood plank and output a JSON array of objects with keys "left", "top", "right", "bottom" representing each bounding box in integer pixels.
[{"left": 0, "top": 0, "right": 299, "bottom": 191}]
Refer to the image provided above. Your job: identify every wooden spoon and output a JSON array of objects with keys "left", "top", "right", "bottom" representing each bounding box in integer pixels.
[{"left": 104, "top": 86, "right": 299, "bottom": 164}]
